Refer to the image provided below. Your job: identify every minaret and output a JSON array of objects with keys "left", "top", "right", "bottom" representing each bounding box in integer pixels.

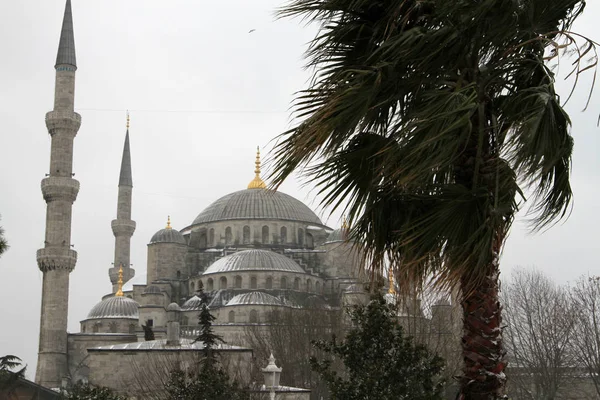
[
  {"left": 109, "top": 114, "right": 136, "bottom": 292},
  {"left": 35, "top": 0, "right": 80, "bottom": 387}
]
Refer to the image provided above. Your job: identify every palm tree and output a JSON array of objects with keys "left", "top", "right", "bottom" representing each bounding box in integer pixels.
[
  {"left": 270, "top": 1, "right": 596, "bottom": 398},
  {"left": 0, "top": 355, "right": 26, "bottom": 397},
  {"left": 0, "top": 215, "right": 8, "bottom": 258}
]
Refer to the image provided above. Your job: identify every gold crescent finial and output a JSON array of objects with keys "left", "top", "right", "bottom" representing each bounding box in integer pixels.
[
  {"left": 166, "top": 215, "right": 172, "bottom": 229},
  {"left": 116, "top": 265, "right": 124, "bottom": 297},
  {"left": 126, "top": 110, "right": 130, "bottom": 130},
  {"left": 388, "top": 266, "right": 396, "bottom": 295},
  {"left": 247, "top": 146, "right": 267, "bottom": 189},
  {"left": 341, "top": 215, "right": 349, "bottom": 240}
]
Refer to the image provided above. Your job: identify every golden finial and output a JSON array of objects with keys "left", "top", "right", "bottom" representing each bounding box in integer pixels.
[
  {"left": 166, "top": 215, "right": 172, "bottom": 229},
  {"left": 126, "top": 110, "right": 130, "bottom": 130},
  {"left": 388, "top": 266, "right": 396, "bottom": 295},
  {"left": 247, "top": 146, "right": 267, "bottom": 189},
  {"left": 341, "top": 215, "right": 349, "bottom": 240},
  {"left": 116, "top": 265, "right": 124, "bottom": 297}
]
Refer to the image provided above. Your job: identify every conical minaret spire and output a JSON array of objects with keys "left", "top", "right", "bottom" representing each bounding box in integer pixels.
[
  {"left": 35, "top": 0, "right": 81, "bottom": 388},
  {"left": 109, "top": 113, "right": 136, "bottom": 292}
]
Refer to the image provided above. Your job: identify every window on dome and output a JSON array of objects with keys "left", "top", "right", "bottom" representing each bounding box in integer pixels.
[
  {"left": 235, "top": 276, "right": 242, "bottom": 288},
  {"left": 109, "top": 322, "right": 117, "bottom": 333},
  {"left": 281, "top": 276, "right": 288, "bottom": 289},
  {"left": 129, "top": 324, "right": 136, "bottom": 334},
  {"left": 251, "top": 276, "right": 257, "bottom": 289},
  {"left": 82, "top": 325, "right": 86, "bottom": 333},
  {"left": 207, "top": 278, "right": 214, "bottom": 291},
  {"left": 307, "top": 279, "right": 313, "bottom": 292},
  {"left": 249, "top": 309, "right": 258, "bottom": 323},
  {"left": 225, "top": 227, "right": 232, "bottom": 245},
  {"left": 220, "top": 277, "right": 227, "bottom": 289},
  {"left": 229, "top": 311, "right": 235, "bottom": 323},
  {"left": 243, "top": 226, "right": 251, "bottom": 244},
  {"left": 190, "top": 281, "right": 195, "bottom": 293},
  {"left": 316, "top": 281, "right": 321, "bottom": 293},
  {"left": 209, "top": 228, "right": 215, "bottom": 246},
  {"left": 298, "top": 228, "right": 304, "bottom": 247},
  {"left": 266, "top": 277, "right": 273, "bottom": 289},
  {"left": 262, "top": 226, "right": 269, "bottom": 244},
  {"left": 280, "top": 227, "right": 287, "bottom": 244},
  {"left": 146, "top": 319, "right": 154, "bottom": 327},
  {"left": 294, "top": 277, "right": 300, "bottom": 290},
  {"left": 93, "top": 324, "right": 99, "bottom": 333}
]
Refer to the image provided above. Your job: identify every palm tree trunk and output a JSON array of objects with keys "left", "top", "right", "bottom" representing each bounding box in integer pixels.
[{"left": 458, "top": 252, "right": 506, "bottom": 399}]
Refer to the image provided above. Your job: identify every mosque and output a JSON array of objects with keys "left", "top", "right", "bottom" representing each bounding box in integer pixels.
[{"left": 34, "top": 1, "right": 384, "bottom": 397}]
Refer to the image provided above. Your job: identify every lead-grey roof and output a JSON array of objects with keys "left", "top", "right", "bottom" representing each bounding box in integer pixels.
[
  {"left": 182, "top": 295, "right": 203, "bottom": 310},
  {"left": 86, "top": 296, "right": 139, "bottom": 320},
  {"left": 118, "top": 130, "right": 132, "bottom": 187},
  {"left": 203, "top": 249, "right": 305, "bottom": 275},
  {"left": 226, "top": 291, "right": 284, "bottom": 307},
  {"left": 55, "top": 0, "right": 77, "bottom": 68},
  {"left": 192, "top": 189, "right": 323, "bottom": 226},
  {"left": 89, "top": 338, "right": 248, "bottom": 351},
  {"left": 150, "top": 228, "right": 186, "bottom": 245}
]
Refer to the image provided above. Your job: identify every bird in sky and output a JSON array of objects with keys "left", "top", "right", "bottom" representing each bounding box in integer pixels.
[{"left": 248, "top": 29, "right": 256, "bottom": 33}]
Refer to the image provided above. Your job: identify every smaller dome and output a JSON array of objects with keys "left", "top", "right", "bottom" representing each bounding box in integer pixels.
[
  {"left": 150, "top": 227, "right": 186, "bottom": 245},
  {"left": 87, "top": 296, "right": 139, "bottom": 320},
  {"left": 182, "top": 295, "right": 203, "bottom": 311},
  {"left": 167, "top": 302, "right": 181, "bottom": 311},
  {"left": 344, "top": 283, "right": 364, "bottom": 293},
  {"left": 143, "top": 285, "right": 162, "bottom": 294},
  {"left": 227, "top": 291, "right": 284, "bottom": 307},
  {"left": 325, "top": 227, "right": 349, "bottom": 243}
]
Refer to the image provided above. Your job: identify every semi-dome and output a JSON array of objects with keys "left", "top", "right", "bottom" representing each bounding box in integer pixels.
[
  {"left": 227, "top": 291, "right": 284, "bottom": 306},
  {"left": 192, "top": 189, "right": 323, "bottom": 226},
  {"left": 86, "top": 296, "right": 139, "bottom": 320},
  {"left": 150, "top": 218, "right": 186, "bottom": 245},
  {"left": 325, "top": 226, "right": 350, "bottom": 243},
  {"left": 167, "top": 302, "right": 181, "bottom": 311},
  {"left": 203, "top": 249, "right": 305, "bottom": 275}
]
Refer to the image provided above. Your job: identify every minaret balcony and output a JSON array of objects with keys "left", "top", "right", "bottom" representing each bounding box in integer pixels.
[
  {"left": 111, "top": 219, "right": 136, "bottom": 236},
  {"left": 45, "top": 110, "right": 81, "bottom": 134},
  {"left": 37, "top": 247, "right": 77, "bottom": 272},
  {"left": 41, "top": 177, "right": 79, "bottom": 203}
]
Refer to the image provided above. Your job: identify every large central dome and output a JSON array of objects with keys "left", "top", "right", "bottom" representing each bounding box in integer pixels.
[{"left": 192, "top": 189, "right": 323, "bottom": 226}]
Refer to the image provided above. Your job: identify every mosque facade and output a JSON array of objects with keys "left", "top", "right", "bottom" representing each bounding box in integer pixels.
[{"left": 34, "top": 1, "right": 373, "bottom": 396}]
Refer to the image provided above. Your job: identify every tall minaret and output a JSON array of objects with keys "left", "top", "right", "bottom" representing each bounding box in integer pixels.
[
  {"left": 109, "top": 114, "right": 136, "bottom": 292},
  {"left": 35, "top": 0, "right": 80, "bottom": 388}
]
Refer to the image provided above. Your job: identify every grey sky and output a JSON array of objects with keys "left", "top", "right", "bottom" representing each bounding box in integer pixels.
[{"left": 0, "top": 0, "right": 598, "bottom": 378}]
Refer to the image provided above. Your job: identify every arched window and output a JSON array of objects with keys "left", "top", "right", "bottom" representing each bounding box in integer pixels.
[
  {"left": 109, "top": 322, "right": 117, "bottom": 333},
  {"left": 207, "top": 278, "right": 214, "bottom": 291},
  {"left": 243, "top": 226, "right": 251, "bottom": 244},
  {"left": 281, "top": 276, "right": 288, "bottom": 289},
  {"left": 229, "top": 310, "right": 235, "bottom": 323},
  {"left": 316, "top": 281, "right": 321, "bottom": 293},
  {"left": 249, "top": 310, "right": 258, "bottom": 323},
  {"left": 306, "top": 233, "right": 314, "bottom": 248},
  {"left": 280, "top": 227, "right": 287, "bottom": 244},
  {"left": 235, "top": 276, "right": 242, "bottom": 288},
  {"left": 294, "top": 277, "right": 300, "bottom": 290},
  {"left": 262, "top": 226, "right": 269, "bottom": 243},
  {"left": 250, "top": 276, "right": 258, "bottom": 289},
  {"left": 298, "top": 228, "right": 304, "bottom": 247},
  {"left": 220, "top": 276, "right": 227, "bottom": 289},
  {"left": 307, "top": 279, "right": 313, "bottom": 292},
  {"left": 209, "top": 228, "right": 215, "bottom": 246},
  {"left": 93, "top": 324, "right": 99, "bottom": 333},
  {"left": 266, "top": 277, "right": 273, "bottom": 289},
  {"left": 225, "top": 227, "right": 232, "bottom": 245},
  {"left": 82, "top": 325, "right": 86, "bottom": 333},
  {"left": 129, "top": 324, "right": 136, "bottom": 334},
  {"left": 190, "top": 281, "right": 195, "bottom": 293}
]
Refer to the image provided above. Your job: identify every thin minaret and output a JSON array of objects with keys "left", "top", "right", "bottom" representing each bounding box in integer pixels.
[
  {"left": 35, "top": 0, "right": 80, "bottom": 387},
  {"left": 109, "top": 113, "right": 136, "bottom": 292}
]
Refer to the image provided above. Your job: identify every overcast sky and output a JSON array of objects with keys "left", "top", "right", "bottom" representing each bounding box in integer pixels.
[{"left": 0, "top": 0, "right": 598, "bottom": 378}]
